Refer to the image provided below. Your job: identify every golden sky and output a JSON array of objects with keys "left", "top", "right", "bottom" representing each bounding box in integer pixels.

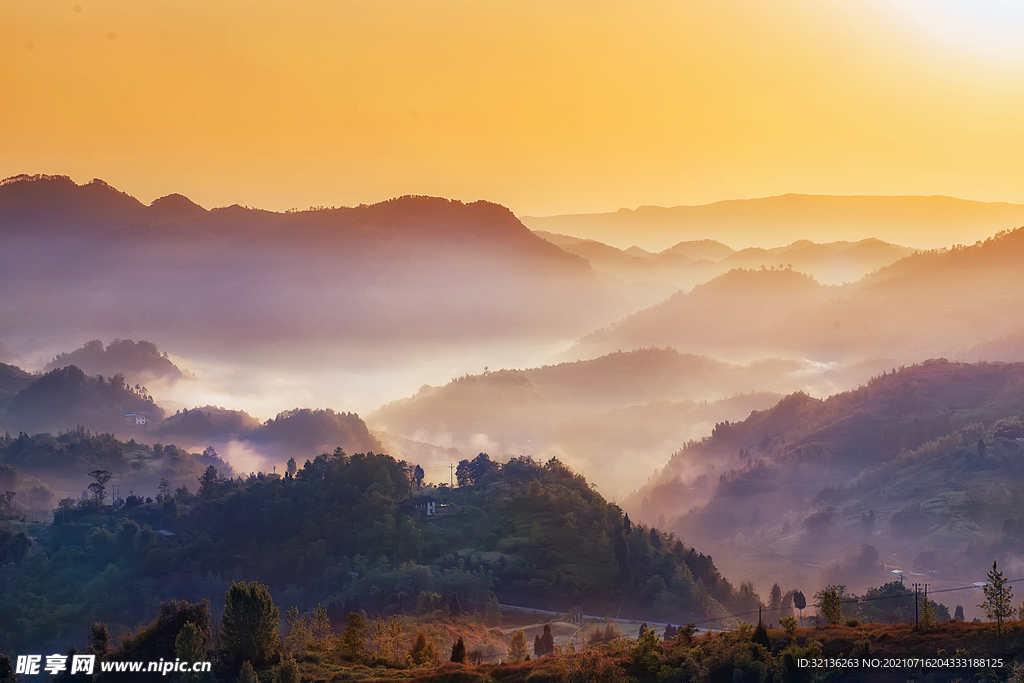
[{"left": 4, "top": 0, "right": 1024, "bottom": 216}]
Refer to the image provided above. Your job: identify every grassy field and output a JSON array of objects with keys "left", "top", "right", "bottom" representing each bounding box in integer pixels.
[{"left": 273, "top": 619, "right": 1024, "bottom": 683}]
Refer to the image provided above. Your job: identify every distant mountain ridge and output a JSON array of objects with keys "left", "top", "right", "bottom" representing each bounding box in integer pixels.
[
  {"left": 536, "top": 230, "right": 908, "bottom": 289},
  {"left": 567, "top": 227, "right": 1024, "bottom": 365},
  {"left": 0, "top": 174, "right": 575, "bottom": 259},
  {"left": 522, "top": 193, "right": 1024, "bottom": 251},
  {"left": 369, "top": 347, "right": 877, "bottom": 497},
  {"left": 0, "top": 175, "right": 631, "bottom": 358}
]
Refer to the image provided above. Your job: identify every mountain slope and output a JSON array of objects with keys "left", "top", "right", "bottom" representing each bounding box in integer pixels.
[
  {"left": 631, "top": 359, "right": 1024, "bottom": 595},
  {"left": 369, "top": 347, "right": 864, "bottom": 497},
  {"left": 0, "top": 362, "right": 35, "bottom": 412},
  {"left": 568, "top": 227, "right": 1024, "bottom": 364},
  {"left": 567, "top": 267, "right": 830, "bottom": 361},
  {"left": 0, "top": 175, "right": 630, "bottom": 361},
  {"left": 0, "top": 447, "right": 744, "bottom": 653},
  {"left": 2, "top": 365, "right": 166, "bottom": 435}
]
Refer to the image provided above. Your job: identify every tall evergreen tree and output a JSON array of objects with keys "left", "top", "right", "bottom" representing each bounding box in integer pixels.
[
  {"left": 87, "top": 622, "right": 110, "bottom": 656},
  {"left": 237, "top": 661, "right": 258, "bottom": 683},
  {"left": 407, "top": 632, "right": 439, "bottom": 667},
  {"left": 450, "top": 637, "right": 466, "bottom": 663},
  {"left": 508, "top": 630, "right": 528, "bottom": 662},
  {"left": 220, "top": 582, "right": 279, "bottom": 666},
  {"left": 339, "top": 613, "right": 368, "bottom": 658},
  {"left": 540, "top": 624, "right": 554, "bottom": 655},
  {"left": 484, "top": 596, "right": 502, "bottom": 627},
  {"left": 175, "top": 622, "right": 209, "bottom": 682}
]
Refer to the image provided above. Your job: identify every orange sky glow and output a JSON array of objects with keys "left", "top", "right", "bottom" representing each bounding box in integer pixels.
[{"left": 4, "top": 0, "right": 1024, "bottom": 218}]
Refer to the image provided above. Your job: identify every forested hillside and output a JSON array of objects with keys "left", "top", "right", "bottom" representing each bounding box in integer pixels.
[
  {"left": 0, "top": 175, "right": 626, "bottom": 357},
  {"left": 156, "top": 406, "right": 383, "bottom": 458},
  {"left": 569, "top": 227, "right": 1024, "bottom": 365},
  {"left": 633, "top": 359, "right": 1024, "bottom": 600},
  {"left": 371, "top": 348, "right": 797, "bottom": 497},
  {"left": 0, "top": 445, "right": 750, "bottom": 655},
  {"left": 1, "top": 365, "right": 165, "bottom": 435},
  {"left": 0, "top": 362, "right": 34, "bottom": 412},
  {"left": 45, "top": 339, "right": 186, "bottom": 385}
]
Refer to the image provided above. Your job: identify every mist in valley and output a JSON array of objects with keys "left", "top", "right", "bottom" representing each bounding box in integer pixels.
[{"left": 5, "top": 174, "right": 1024, "bottom": 624}]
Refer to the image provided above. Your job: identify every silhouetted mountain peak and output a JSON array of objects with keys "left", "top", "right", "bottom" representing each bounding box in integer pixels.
[
  {"left": 149, "top": 193, "right": 207, "bottom": 218},
  {"left": 663, "top": 239, "right": 736, "bottom": 262},
  {"left": 0, "top": 174, "right": 146, "bottom": 231}
]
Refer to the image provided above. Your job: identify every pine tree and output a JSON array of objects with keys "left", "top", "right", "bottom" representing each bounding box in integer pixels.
[
  {"left": 407, "top": 632, "right": 439, "bottom": 667},
  {"left": 484, "top": 596, "right": 502, "bottom": 627},
  {"left": 980, "top": 560, "right": 1014, "bottom": 635},
  {"left": 87, "top": 622, "right": 111, "bottom": 656},
  {"left": 508, "top": 630, "right": 529, "bottom": 662},
  {"left": 175, "top": 622, "right": 210, "bottom": 682},
  {"left": 237, "top": 661, "right": 258, "bottom": 683},
  {"left": 920, "top": 598, "right": 937, "bottom": 632},
  {"left": 371, "top": 616, "right": 404, "bottom": 662},
  {"left": 450, "top": 637, "right": 466, "bottom": 663},
  {"left": 339, "top": 613, "right": 368, "bottom": 657},
  {"left": 236, "top": 663, "right": 258, "bottom": 683},
  {"left": 540, "top": 624, "right": 554, "bottom": 655},
  {"left": 220, "top": 582, "right": 279, "bottom": 666},
  {"left": 752, "top": 619, "right": 770, "bottom": 649},
  {"left": 309, "top": 604, "right": 333, "bottom": 650},
  {"left": 284, "top": 606, "right": 312, "bottom": 652},
  {"left": 276, "top": 657, "right": 299, "bottom": 683},
  {"left": 768, "top": 583, "right": 783, "bottom": 612}
]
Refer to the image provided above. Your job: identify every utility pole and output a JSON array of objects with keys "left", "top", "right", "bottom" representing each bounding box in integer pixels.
[
  {"left": 449, "top": 463, "right": 455, "bottom": 488},
  {"left": 913, "top": 582, "right": 920, "bottom": 627}
]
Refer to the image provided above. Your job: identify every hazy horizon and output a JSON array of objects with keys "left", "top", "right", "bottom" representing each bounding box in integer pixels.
[
  {"left": 7, "top": 0, "right": 1024, "bottom": 647},
  {"left": 8, "top": 1, "right": 1024, "bottom": 217}
]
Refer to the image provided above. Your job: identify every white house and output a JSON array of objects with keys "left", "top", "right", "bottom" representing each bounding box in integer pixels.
[{"left": 402, "top": 495, "right": 437, "bottom": 517}]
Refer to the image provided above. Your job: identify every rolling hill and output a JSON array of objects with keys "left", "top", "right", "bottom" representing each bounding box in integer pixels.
[
  {"left": 567, "top": 227, "right": 1024, "bottom": 366},
  {"left": 368, "top": 348, "right": 873, "bottom": 497},
  {"left": 2, "top": 365, "right": 165, "bottom": 436},
  {"left": 537, "top": 231, "right": 911, "bottom": 289},
  {"left": 631, "top": 359, "right": 1024, "bottom": 598},
  {"left": 0, "top": 175, "right": 632, "bottom": 361}
]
